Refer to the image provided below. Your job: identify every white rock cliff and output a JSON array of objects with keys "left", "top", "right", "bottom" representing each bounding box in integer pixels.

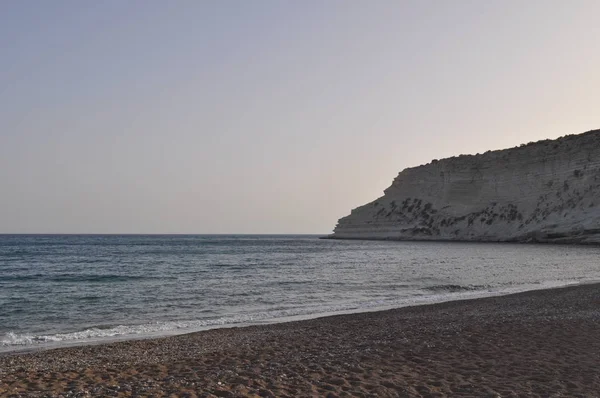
[{"left": 328, "top": 129, "right": 600, "bottom": 244}]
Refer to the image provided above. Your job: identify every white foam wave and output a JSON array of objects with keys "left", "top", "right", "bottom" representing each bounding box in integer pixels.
[
  {"left": 0, "top": 279, "right": 585, "bottom": 351},
  {"left": 1, "top": 306, "right": 354, "bottom": 349}
]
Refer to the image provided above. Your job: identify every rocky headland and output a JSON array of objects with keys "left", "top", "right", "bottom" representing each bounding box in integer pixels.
[{"left": 327, "top": 129, "right": 600, "bottom": 244}]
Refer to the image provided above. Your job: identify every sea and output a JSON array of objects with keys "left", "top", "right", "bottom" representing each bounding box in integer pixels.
[{"left": 1, "top": 234, "right": 599, "bottom": 353}]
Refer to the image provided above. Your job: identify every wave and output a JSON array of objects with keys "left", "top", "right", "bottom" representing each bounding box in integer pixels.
[
  {"left": 0, "top": 274, "right": 173, "bottom": 283},
  {"left": 0, "top": 297, "right": 420, "bottom": 348},
  {"left": 207, "top": 263, "right": 247, "bottom": 269},
  {"left": 48, "top": 274, "right": 153, "bottom": 283},
  {"left": 425, "top": 284, "right": 489, "bottom": 293},
  {"left": 0, "top": 313, "right": 297, "bottom": 348},
  {"left": 0, "top": 279, "right": 586, "bottom": 351},
  {"left": 0, "top": 287, "right": 512, "bottom": 350}
]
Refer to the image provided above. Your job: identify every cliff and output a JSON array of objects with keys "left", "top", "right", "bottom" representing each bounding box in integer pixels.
[{"left": 327, "top": 129, "right": 600, "bottom": 244}]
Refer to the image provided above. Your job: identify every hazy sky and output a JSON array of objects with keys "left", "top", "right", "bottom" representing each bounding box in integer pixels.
[{"left": 1, "top": 1, "right": 599, "bottom": 234}]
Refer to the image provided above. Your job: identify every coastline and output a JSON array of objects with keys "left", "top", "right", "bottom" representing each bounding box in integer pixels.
[
  {"left": 1, "top": 283, "right": 599, "bottom": 397},
  {"left": 320, "top": 235, "right": 600, "bottom": 245},
  {"left": 1, "top": 277, "right": 589, "bottom": 356}
]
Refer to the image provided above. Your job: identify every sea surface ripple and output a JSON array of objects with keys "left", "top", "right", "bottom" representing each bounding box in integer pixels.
[{"left": 1, "top": 234, "right": 599, "bottom": 352}]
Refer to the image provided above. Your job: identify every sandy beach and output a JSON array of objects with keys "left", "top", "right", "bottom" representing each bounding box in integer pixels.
[{"left": 1, "top": 283, "right": 599, "bottom": 397}]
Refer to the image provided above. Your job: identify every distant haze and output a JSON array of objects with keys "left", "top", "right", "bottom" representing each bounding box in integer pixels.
[{"left": 1, "top": 1, "right": 599, "bottom": 234}]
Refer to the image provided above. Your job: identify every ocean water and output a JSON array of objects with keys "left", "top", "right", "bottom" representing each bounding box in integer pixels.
[{"left": 1, "top": 234, "right": 599, "bottom": 352}]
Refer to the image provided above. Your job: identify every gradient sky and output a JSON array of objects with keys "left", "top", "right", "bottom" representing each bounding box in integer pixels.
[{"left": 1, "top": 1, "right": 599, "bottom": 234}]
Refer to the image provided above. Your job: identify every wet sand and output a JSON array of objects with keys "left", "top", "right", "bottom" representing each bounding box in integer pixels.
[{"left": 1, "top": 283, "right": 599, "bottom": 397}]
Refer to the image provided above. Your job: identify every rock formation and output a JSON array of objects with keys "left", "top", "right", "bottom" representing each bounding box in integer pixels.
[{"left": 327, "top": 129, "right": 600, "bottom": 244}]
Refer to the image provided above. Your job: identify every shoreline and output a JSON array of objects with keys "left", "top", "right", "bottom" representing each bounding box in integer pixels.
[
  {"left": 1, "top": 283, "right": 599, "bottom": 397},
  {"left": 321, "top": 235, "right": 600, "bottom": 246},
  {"left": 1, "top": 279, "right": 590, "bottom": 356}
]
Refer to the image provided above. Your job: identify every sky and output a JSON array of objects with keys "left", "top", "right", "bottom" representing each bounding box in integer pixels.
[{"left": 1, "top": 1, "right": 599, "bottom": 234}]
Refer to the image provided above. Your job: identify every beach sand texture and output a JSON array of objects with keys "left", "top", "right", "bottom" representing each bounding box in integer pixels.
[{"left": 1, "top": 283, "right": 599, "bottom": 397}]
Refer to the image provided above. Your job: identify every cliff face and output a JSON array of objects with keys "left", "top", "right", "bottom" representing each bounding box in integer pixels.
[{"left": 329, "top": 129, "right": 600, "bottom": 244}]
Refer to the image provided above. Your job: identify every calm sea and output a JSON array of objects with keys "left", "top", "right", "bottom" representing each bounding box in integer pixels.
[{"left": 1, "top": 234, "right": 599, "bottom": 352}]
